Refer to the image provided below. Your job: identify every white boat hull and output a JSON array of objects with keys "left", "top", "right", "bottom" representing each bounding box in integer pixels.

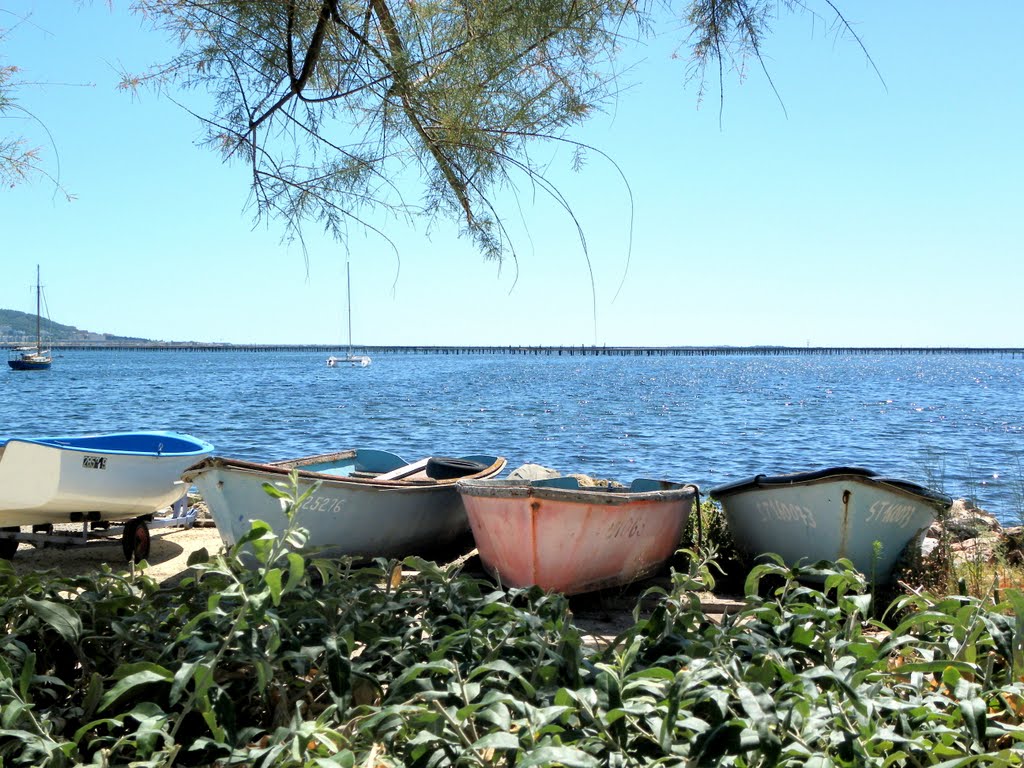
[
  {"left": 0, "top": 432, "right": 214, "bottom": 526},
  {"left": 327, "top": 355, "right": 370, "bottom": 367},
  {"left": 185, "top": 452, "right": 506, "bottom": 559}
]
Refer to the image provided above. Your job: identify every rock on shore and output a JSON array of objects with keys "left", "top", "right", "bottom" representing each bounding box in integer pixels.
[
  {"left": 507, "top": 463, "right": 626, "bottom": 487},
  {"left": 923, "top": 498, "right": 1023, "bottom": 566}
]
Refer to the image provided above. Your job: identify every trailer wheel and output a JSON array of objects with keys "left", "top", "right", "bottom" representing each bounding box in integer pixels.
[
  {"left": 122, "top": 520, "right": 151, "bottom": 563},
  {"left": 0, "top": 527, "right": 19, "bottom": 560}
]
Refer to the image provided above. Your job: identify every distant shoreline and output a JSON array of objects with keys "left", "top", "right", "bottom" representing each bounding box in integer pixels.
[{"left": 3, "top": 343, "right": 1024, "bottom": 357}]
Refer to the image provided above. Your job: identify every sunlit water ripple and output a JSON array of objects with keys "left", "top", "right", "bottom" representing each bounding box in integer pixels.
[{"left": 3, "top": 351, "right": 1023, "bottom": 524}]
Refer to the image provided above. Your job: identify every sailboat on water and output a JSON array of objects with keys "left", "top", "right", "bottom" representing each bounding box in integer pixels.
[
  {"left": 326, "top": 261, "right": 371, "bottom": 368},
  {"left": 8, "top": 265, "right": 52, "bottom": 371}
]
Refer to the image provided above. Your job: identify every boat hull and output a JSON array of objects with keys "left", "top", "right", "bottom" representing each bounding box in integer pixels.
[
  {"left": 7, "top": 360, "right": 52, "bottom": 370},
  {"left": 8, "top": 353, "right": 52, "bottom": 370},
  {"left": 0, "top": 431, "right": 214, "bottom": 525},
  {"left": 327, "top": 355, "right": 370, "bottom": 367},
  {"left": 458, "top": 478, "right": 698, "bottom": 595},
  {"left": 710, "top": 468, "right": 951, "bottom": 581},
  {"left": 185, "top": 451, "right": 506, "bottom": 559}
]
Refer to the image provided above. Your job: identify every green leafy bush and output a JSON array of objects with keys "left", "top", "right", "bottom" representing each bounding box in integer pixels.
[{"left": 1, "top": 480, "right": 1022, "bottom": 766}]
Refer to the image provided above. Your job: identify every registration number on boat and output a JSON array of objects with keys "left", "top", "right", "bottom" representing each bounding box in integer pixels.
[
  {"left": 82, "top": 456, "right": 107, "bottom": 470},
  {"left": 755, "top": 499, "right": 816, "bottom": 528},
  {"left": 606, "top": 518, "right": 646, "bottom": 539},
  {"left": 864, "top": 500, "right": 919, "bottom": 528},
  {"left": 304, "top": 495, "right": 344, "bottom": 514}
]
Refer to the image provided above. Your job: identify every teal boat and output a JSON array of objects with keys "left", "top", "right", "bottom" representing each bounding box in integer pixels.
[{"left": 710, "top": 467, "right": 951, "bottom": 582}]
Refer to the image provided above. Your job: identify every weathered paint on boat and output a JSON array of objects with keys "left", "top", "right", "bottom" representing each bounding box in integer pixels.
[
  {"left": 457, "top": 477, "right": 698, "bottom": 595},
  {"left": 0, "top": 431, "right": 214, "bottom": 525},
  {"left": 184, "top": 450, "right": 506, "bottom": 559},
  {"left": 709, "top": 467, "right": 951, "bottom": 581}
]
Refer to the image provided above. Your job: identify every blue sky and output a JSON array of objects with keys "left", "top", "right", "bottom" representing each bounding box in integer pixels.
[{"left": 3, "top": 2, "right": 1022, "bottom": 347}]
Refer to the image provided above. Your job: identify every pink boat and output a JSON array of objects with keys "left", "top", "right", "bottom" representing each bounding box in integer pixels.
[{"left": 457, "top": 477, "right": 699, "bottom": 595}]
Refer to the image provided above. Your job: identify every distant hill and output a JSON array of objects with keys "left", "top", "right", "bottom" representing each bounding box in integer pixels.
[{"left": 0, "top": 309, "right": 150, "bottom": 344}]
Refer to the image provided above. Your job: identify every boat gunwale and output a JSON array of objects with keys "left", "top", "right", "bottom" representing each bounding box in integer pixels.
[
  {"left": 267, "top": 449, "right": 359, "bottom": 468},
  {"left": 1, "top": 431, "right": 214, "bottom": 458},
  {"left": 709, "top": 467, "right": 952, "bottom": 509},
  {"left": 457, "top": 478, "right": 699, "bottom": 506},
  {"left": 184, "top": 454, "right": 507, "bottom": 487}
]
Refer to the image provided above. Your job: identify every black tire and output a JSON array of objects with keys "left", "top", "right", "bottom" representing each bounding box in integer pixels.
[
  {"left": 0, "top": 527, "right": 19, "bottom": 560},
  {"left": 122, "top": 519, "right": 151, "bottom": 563},
  {"left": 425, "top": 457, "right": 490, "bottom": 480}
]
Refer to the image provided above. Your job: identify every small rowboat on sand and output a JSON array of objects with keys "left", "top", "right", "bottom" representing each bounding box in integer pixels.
[
  {"left": 184, "top": 450, "right": 506, "bottom": 560},
  {"left": 457, "top": 477, "right": 699, "bottom": 595},
  {"left": 709, "top": 466, "right": 951, "bottom": 582},
  {"left": 0, "top": 431, "right": 214, "bottom": 560}
]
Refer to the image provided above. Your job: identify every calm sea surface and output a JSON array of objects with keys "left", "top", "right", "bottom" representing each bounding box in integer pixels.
[{"left": 4, "top": 351, "right": 1024, "bottom": 524}]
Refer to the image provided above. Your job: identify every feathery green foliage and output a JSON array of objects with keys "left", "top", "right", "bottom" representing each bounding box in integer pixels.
[
  {"left": 118, "top": 0, "right": 870, "bottom": 263},
  {"left": 5, "top": 2, "right": 875, "bottom": 260}
]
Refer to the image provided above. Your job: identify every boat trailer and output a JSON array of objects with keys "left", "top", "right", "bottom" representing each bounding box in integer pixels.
[{"left": 0, "top": 496, "right": 198, "bottom": 563}]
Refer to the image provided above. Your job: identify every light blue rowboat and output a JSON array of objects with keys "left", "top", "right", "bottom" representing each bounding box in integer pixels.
[
  {"left": 709, "top": 467, "right": 951, "bottom": 582},
  {"left": 183, "top": 449, "right": 507, "bottom": 559}
]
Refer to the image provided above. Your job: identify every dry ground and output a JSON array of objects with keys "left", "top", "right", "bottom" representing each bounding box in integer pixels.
[{"left": 7, "top": 522, "right": 225, "bottom": 585}]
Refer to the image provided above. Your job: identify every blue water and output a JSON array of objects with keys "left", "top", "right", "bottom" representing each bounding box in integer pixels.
[{"left": 4, "top": 351, "right": 1024, "bottom": 524}]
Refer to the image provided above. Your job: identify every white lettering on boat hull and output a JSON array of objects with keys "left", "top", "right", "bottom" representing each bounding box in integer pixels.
[
  {"left": 755, "top": 498, "right": 817, "bottom": 528},
  {"left": 303, "top": 494, "right": 346, "bottom": 515},
  {"left": 864, "top": 500, "right": 918, "bottom": 528}
]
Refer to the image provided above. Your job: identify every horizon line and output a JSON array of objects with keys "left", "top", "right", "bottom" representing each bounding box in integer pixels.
[{"left": 4, "top": 342, "right": 1023, "bottom": 356}]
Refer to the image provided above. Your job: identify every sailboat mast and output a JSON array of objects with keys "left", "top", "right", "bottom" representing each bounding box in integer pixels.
[
  {"left": 346, "top": 261, "right": 353, "bottom": 355},
  {"left": 35, "top": 264, "right": 42, "bottom": 355}
]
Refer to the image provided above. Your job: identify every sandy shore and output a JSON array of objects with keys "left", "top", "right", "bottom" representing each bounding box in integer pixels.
[
  {"left": 8, "top": 522, "right": 226, "bottom": 585},
  {"left": 4, "top": 518, "right": 740, "bottom": 650}
]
